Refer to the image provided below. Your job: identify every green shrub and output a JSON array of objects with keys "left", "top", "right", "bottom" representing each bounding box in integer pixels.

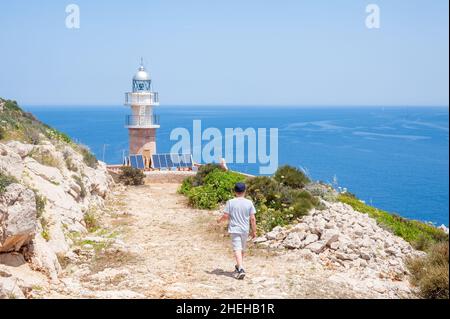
[
  {"left": 73, "top": 175, "right": 87, "bottom": 198},
  {"left": 180, "top": 165, "right": 319, "bottom": 232},
  {"left": 245, "top": 175, "right": 319, "bottom": 233},
  {"left": 246, "top": 176, "right": 281, "bottom": 206},
  {"left": 407, "top": 242, "right": 449, "bottom": 299},
  {"left": 305, "top": 182, "right": 338, "bottom": 202},
  {"left": 183, "top": 167, "right": 245, "bottom": 209},
  {"left": 35, "top": 193, "right": 47, "bottom": 218},
  {"left": 252, "top": 188, "right": 319, "bottom": 233},
  {"left": 274, "top": 165, "right": 310, "bottom": 189},
  {"left": 193, "top": 163, "right": 224, "bottom": 186},
  {"left": 0, "top": 126, "right": 6, "bottom": 140},
  {"left": 187, "top": 185, "right": 220, "bottom": 209},
  {"left": 203, "top": 169, "right": 245, "bottom": 202},
  {"left": 29, "top": 149, "right": 60, "bottom": 168},
  {"left": 78, "top": 145, "right": 98, "bottom": 169},
  {"left": 84, "top": 210, "right": 100, "bottom": 232},
  {"left": 0, "top": 173, "right": 17, "bottom": 194},
  {"left": 63, "top": 151, "right": 78, "bottom": 172},
  {"left": 179, "top": 176, "right": 195, "bottom": 195},
  {"left": 118, "top": 166, "right": 145, "bottom": 186}
]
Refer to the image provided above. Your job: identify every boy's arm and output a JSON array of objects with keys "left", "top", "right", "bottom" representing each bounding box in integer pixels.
[
  {"left": 250, "top": 214, "right": 257, "bottom": 238},
  {"left": 218, "top": 200, "right": 230, "bottom": 223},
  {"left": 250, "top": 202, "right": 257, "bottom": 238},
  {"left": 217, "top": 213, "right": 229, "bottom": 223}
]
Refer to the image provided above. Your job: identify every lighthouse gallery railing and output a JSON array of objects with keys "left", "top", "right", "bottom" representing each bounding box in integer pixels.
[
  {"left": 125, "top": 115, "right": 160, "bottom": 127},
  {"left": 125, "top": 92, "right": 159, "bottom": 105}
]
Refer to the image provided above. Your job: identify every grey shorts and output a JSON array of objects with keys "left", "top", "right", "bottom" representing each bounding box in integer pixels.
[{"left": 230, "top": 233, "right": 248, "bottom": 251}]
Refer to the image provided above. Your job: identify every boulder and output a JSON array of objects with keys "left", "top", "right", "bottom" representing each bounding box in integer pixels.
[
  {"left": 305, "top": 240, "right": 327, "bottom": 254},
  {"left": 302, "top": 234, "right": 319, "bottom": 246},
  {"left": 5, "top": 141, "right": 34, "bottom": 159},
  {"left": 0, "top": 184, "right": 37, "bottom": 253},
  {"left": 0, "top": 277, "right": 26, "bottom": 299},
  {"left": 28, "top": 234, "right": 62, "bottom": 281},
  {"left": 253, "top": 236, "right": 267, "bottom": 244},
  {"left": 0, "top": 145, "right": 25, "bottom": 180},
  {"left": 283, "top": 232, "right": 306, "bottom": 249},
  {"left": 320, "top": 229, "right": 340, "bottom": 246},
  {"left": 266, "top": 226, "right": 285, "bottom": 240}
]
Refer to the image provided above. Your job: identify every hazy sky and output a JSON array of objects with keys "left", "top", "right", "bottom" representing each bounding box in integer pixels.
[{"left": 0, "top": 0, "right": 448, "bottom": 106}]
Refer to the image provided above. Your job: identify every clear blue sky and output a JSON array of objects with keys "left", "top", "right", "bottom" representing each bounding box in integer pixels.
[{"left": 0, "top": 0, "right": 448, "bottom": 106}]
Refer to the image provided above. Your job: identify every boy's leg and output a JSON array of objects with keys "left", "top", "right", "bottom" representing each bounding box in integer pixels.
[
  {"left": 234, "top": 250, "right": 243, "bottom": 270},
  {"left": 231, "top": 234, "right": 244, "bottom": 270},
  {"left": 240, "top": 233, "right": 248, "bottom": 268}
]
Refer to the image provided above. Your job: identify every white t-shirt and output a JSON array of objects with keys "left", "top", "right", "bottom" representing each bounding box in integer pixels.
[{"left": 224, "top": 197, "right": 256, "bottom": 234}]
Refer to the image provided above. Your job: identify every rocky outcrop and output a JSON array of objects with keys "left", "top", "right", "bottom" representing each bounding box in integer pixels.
[
  {"left": 254, "top": 201, "right": 425, "bottom": 296},
  {"left": 1, "top": 140, "right": 113, "bottom": 297},
  {"left": 0, "top": 184, "right": 38, "bottom": 253}
]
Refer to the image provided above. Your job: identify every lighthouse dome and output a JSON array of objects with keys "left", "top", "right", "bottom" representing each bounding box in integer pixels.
[{"left": 133, "top": 65, "right": 151, "bottom": 81}]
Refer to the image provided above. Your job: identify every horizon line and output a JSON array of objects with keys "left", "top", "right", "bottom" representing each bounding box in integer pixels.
[{"left": 23, "top": 104, "right": 450, "bottom": 108}]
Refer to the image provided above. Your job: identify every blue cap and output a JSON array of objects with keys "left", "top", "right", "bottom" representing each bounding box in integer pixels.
[{"left": 234, "top": 182, "right": 246, "bottom": 193}]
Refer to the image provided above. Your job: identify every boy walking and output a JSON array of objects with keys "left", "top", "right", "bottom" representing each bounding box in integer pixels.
[{"left": 217, "top": 182, "right": 257, "bottom": 280}]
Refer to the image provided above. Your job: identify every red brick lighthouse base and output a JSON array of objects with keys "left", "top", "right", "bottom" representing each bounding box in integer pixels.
[{"left": 128, "top": 128, "right": 157, "bottom": 159}]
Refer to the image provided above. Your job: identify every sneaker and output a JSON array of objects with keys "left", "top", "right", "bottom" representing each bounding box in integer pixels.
[{"left": 236, "top": 268, "right": 246, "bottom": 280}]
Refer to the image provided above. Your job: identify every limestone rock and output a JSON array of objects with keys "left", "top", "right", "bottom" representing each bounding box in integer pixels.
[
  {"left": 0, "top": 277, "right": 26, "bottom": 299},
  {"left": 283, "top": 232, "right": 306, "bottom": 249},
  {"left": 320, "top": 229, "right": 340, "bottom": 246},
  {"left": 302, "top": 234, "right": 319, "bottom": 246},
  {"left": 0, "top": 184, "right": 37, "bottom": 253},
  {"left": 306, "top": 240, "right": 327, "bottom": 254}
]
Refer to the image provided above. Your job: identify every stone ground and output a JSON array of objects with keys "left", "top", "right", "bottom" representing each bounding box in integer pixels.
[{"left": 36, "top": 183, "right": 415, "bottom": 299}]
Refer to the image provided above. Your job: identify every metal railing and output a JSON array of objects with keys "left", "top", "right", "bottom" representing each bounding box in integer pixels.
[
  {"left": 125, "top": 92, "right": 159, "bottom": 105},
  {"left": 125, "top": 115, "right": 160, "bottom": 127}
]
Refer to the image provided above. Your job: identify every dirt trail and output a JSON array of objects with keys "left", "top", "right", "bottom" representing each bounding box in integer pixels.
[{"left": 48, "top": 183, "right": 380, "bottom": 299}]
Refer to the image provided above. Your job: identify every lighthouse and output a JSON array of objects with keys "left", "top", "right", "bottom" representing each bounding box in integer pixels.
[{"left": 125, "top": 60, "right": 160, "bottom": 167}]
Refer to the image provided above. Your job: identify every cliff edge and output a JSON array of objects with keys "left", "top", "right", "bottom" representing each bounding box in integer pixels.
[{"left": 0, "top": 99, "right": 113, "bottom": 298}]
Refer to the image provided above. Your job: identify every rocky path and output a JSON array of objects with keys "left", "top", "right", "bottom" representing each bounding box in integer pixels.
[{"left": 41, "top": 183, "right": 412, "bottom": 299}]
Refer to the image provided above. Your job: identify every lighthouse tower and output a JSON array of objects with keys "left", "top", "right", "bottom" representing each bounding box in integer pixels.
[{"left": 125, "top": 60, "right": 160, "bottom": 165}]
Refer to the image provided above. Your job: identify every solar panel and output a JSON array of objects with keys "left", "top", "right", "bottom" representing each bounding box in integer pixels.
[
  {"left": 183, "top": 154, "right": 193, "bottom": 167},
  {"left": 152, "top": 154, "right": 161, "bottom": 169},
  {"left": 170, "top": 154, "right": 179, "bottom": 168},
  {"left": 160, "top": 154, "right": 169, "bottom": 169},
  {"left": 165, "top": 154, "right": 174, "bottom": 169},
  {"left": 151, "top": 153, "right": 193, "bottom": 170},
  {"left": 129, "top": 155, "right": 138, "bottom": 169},
  {"left": 136, "top": 155, "right": 145, "bottom": 169}
]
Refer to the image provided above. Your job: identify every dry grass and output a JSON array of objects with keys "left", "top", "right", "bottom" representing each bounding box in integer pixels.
[{"left": 407, "top": 242, "right": 449, "bottom": 299}]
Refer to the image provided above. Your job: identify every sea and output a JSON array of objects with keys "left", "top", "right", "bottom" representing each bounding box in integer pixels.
[{"left": 24, "top": 105, "right": 449, "bottom": 226}]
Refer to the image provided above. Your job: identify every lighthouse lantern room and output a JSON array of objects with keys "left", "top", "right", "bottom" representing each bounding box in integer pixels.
[{"left": 124, "top": 60, "right": 160, "bottom": 166}]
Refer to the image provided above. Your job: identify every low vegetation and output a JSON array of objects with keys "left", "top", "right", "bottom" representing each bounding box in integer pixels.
[
  {"left": 77, "top": 145, "right": 98, "bottom": 169},
  {"left": 180, "top": 164, "right": 320, "bottom": 232},
  {"left": 118, "top": 166, "right": 145, "bottom": 186},
  {"left": 0, "top": 99, "right": 71, "bottom": 145},
  {"left": 274, "top": 165, "right": 310, "bottom": 188},
  {"left": 0, "top": 97, "right": 98, "bottom": 168},
  {"left": 407, "top": 242, "right": 449, "bottom": 299},
  {"left": 180, "top": 164, "right": 245, "bottom": 209},
  {"left": 29, "top": 148, "right": 61, "bottom": 168},
  {"left": 0, "top": 172, "right": 17, "bottom": 194},
  {"left": 246, "top": 176, "right": 319, "bottom": 233},
  {"left": 63, "top": 150, "right": 78, "bottom": 172},
  {"left": 84, "top": 209, "right": 101, "bottom": 232},
  {"left": 72, "top": 175, "right": 87, "bottom": 199}
]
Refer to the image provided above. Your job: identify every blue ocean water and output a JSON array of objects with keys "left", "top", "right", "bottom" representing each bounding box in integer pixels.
[{"left": 24, "top": 105, "right": 449, "bottom": 226}]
